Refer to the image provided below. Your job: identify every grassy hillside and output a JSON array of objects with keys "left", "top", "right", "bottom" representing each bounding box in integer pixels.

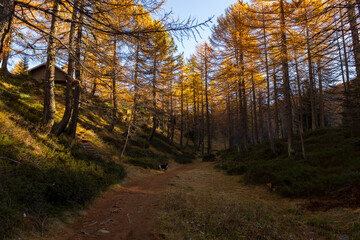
[
  {"left": 0, "top": 73, "right": 193, "bottom": 239},
  {"left": 216, "top": 128, "right": 360, "bottom": 208}
]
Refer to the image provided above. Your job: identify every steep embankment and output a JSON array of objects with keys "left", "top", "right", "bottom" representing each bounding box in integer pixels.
[{"left": 0, "top": 73, "right": 193, "bottom": 239}]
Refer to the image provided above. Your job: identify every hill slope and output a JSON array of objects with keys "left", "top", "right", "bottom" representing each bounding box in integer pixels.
[{"left": 0, "top": 73, "right": 193, "bottom": 239}]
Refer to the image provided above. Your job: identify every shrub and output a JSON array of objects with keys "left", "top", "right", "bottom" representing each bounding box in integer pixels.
[
  {"left": 127, "top": 156, "right": 165, "bottom": 169},
  {"left": 202, "top": 154, "right": 216, "bottom": 162},
  {"left": 226, "top": 162, "right": 247, "bottom": 175},
  {"left": 129, "top": 136, "right": 150, "bottom": 149},
  {"left": 174, "top": 152, "right": 195, "bottom": 164}
]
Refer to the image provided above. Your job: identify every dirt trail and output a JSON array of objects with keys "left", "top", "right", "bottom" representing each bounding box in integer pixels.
[{"left": 63, "top": 161, "right": 205, "bottom": 240}]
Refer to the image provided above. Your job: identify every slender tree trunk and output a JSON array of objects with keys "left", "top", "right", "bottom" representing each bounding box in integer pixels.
[
  {"left": 280, "top": 0, "right": 295, "bottom": 156},
  {"left": 132, "top": 41, "right": 140, "bottom": 127},
  {"left": 196, "top": 99, "right": 201, "bottom": 152},
  {"left": 227, "top": 86, "right": 233, "bottom": 149},
  {"left": 336, "top": 20, "right": 352, "bottom": 129},
  {"left": 295, "top": 50, "right": 306, "bottom": 160},
  {"left": 169, "top": 78, "right": 175, "bottom": 144},
  {"left": 273, "top": 67, "right": 281, "bottom": 139},
  {"left": 305, "top": 14, "right": 317, "bottom": 130},
  {"left": 108, "top": 37, "right": 118, "bottom": 132},
  {"left": 317, "top": 59, "right": 325, "bottom": 128},
  {"left": 201, "top": 76, "right": 205, "bottom": 156},
  {"left": 258, "top": 91, "right": 264, "bottom": 143},
  {"left": 68, "top": 6, "right": 84, "bottom": 138},
  {"left": 251, "top": 71, "right": 259, "bottom": 144},
  {"left": 42, "top": 0, "right": 60, "bottom": 134},
  {"left": 193, "top": 80, "right": 198, "bottom": 152},
  {"left": 263, "top": 16, "right": 275, "bottom": 153},
  {"left": 238, "top": 46, "right": 248, "bottom": 151},
  {"left": 250, "top": 91, "right": 255, "bottom": 144},
  {"left": 205, "top": 47, "right": 211, "bottom": 155},
  {"left": 336, "top": 25, "right": 347, "bottom": 92},
  {"left": 347, "top": 0, "right": 360, "bottom": 78},
  {"left": 340, "top": 9, "right": 351, "bottom": 89},
  {"left": 0, "top": 29, "right": 11, "bottom": 72},
  {"left": 185, "top": 97, "right": 190, "bottom": 147},
  {"left": 235, "top": 88, "right": 240, "bottom": 150},
  {"left": 148, "top": 57, "right": 157, "bottom": 141},
  {"left": 0, "top": 0, "right": 14, "bottom": 56},
  {"left": 56, "top": 0, "right": 79, "bottom": 136},
  {"left": 180, "top": 76, "right": 184, "bottom": 148}
]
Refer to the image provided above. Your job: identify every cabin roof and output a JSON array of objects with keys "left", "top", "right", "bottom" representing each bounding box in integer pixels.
[{"left": 28, "top": 63, "right": 67, "bottom": 76}]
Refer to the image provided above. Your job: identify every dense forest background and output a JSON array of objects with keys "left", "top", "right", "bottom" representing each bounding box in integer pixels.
[{"left": 0, "top": 0, "right": 359, "bottom": 153}]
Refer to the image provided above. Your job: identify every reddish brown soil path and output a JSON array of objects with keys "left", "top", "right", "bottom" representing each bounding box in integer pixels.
[{"left": 63, "top": 161, "right": 204, "bottom": 240}]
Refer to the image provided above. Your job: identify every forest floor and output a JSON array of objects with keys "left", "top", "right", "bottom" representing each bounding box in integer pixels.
[
  {"left": 36, "top": 161, "right": 206, "bottom": 240},
  {"left": 31, "top": 159, "right": 360, "bottom": 240}
]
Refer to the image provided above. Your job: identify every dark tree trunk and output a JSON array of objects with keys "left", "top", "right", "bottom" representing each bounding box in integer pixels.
[
  {"left": 237, "top": 44, "right": 248, "bottom": 151},
  {"left": 258, "top": 90, "right": 264, "bottom": 143},
  {"left": 148, "top": 57, "right": 157, "bottom": 141},
  {"left": 280, "top": 0, "right": 295, "bottom": 156},
  {"left": 251, "top": 71, "right": 258, "bottom": 144},
  {"left": 204, "top": 46, "right": 211, "bottom": 155},
  {"left": 55, "top": 0, "right": 79, "bottom": 136},
  {"left": 317, "top": 59, "right": 325, "bottom": 128},
  {"left": 0, "top": 0, "right": 14, "bottom": 57},
  {"left": 185, "top": 98, "right": 190, "bottom": 147},
  {"left": 273, "top": 67, "right": 281, "bottom": 139},
  {"left": 347, "top": 0, "right": 360, "bottom": 78},
  {"left": 108, "top": 37, "right": 118, "bottom": 132},
  {"left": 42, "top": 0, "right": 60, "bottom": 134},
  {"left": 340, "top": 10, "right": 351, "bottom": 89},
  {"left": 91, "top": 79, "right": 97, "bottom": 96},
  {"left": 305, "top": 14, "right": 317, "bottom": 130},
  {"left": 227, "top": 87, "right": 233, "bottom": 149},
  {"left": 336, "top": 24, "right": 347, "bottom": 92},
  {"left": 193, "top": 79, "right": 198, "bottom": 152},
  {"left": 132, "top": 41, "right": 140, "bottom": 127},
  {"left": 263, "top": 15, "right": 275, "bottom": 153},
  {"left": 201, "top": 76, "right": 205, "bottom": 155},
  {"left": 180, "top": 76, "right": 184, "bottom": 148},
  {"left": 169, "top": 78, "right": 175, "bottom": 144},
  {"left": 68, "top": 6, "right": 84, "bottom": 138},
  {"left": 0, "top": 30, "right": 10, "bottom": 72},
  {"left": 295, "top": 50, "right": 306, "bottom": 160},
  {"left": 196, "top": 98, "right": 201, "bottom": 152}
]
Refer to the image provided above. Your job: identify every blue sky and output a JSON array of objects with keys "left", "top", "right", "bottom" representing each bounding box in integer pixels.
[{"left": 163, "top": 0, "right": 238, "bottom": 59}]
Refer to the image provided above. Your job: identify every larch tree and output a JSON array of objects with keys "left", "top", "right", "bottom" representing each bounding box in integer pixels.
[{"left": 42, "top": 0, "right": 61, "bottom": 134}]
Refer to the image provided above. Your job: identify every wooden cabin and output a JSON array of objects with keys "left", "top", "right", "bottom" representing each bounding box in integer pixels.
[{"left": 29, "top": 63, "right": 67, "bottom": 85}]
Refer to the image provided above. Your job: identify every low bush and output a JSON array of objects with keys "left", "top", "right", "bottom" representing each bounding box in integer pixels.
[
  {"left": 202, "top": 154, "right": 216, "bottom": 162},
  {"left": 150, "top": 134, "right": 178, "bottom": 155},
  {"left": 129, "top": 136, "right": 150, "bottom": 149},
  {"left": 174, "top": 152, "right": 195, "bottom": 164},
  {"left": 0, "top": 144, "right": 126, "bottom": 239},
  {"left": 127, "top": 156, "right": 165, "bottom": 169},
  {"left": 226, "top": 162, "right": 247, "bottom": 175}
]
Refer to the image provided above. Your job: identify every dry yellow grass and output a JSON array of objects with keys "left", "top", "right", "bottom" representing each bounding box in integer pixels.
[{"left": 157, "top": 163, "right": 360, "bottom": 240}]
